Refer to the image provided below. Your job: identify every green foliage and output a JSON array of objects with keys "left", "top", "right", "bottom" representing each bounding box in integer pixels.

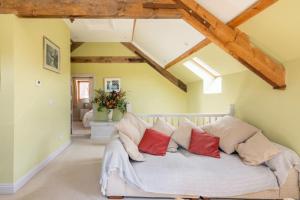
[{"left": 93, "top": 89, "right": 127, "bottom": 113}]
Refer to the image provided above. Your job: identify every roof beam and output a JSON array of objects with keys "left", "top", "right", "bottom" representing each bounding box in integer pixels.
[
  {"left": 163, "top": 0, "right": 279, "bottom": 69},
  {"left": 122, "top": 42, "right": 187, "bottom": 92},
  {"left": 164, "top": 39, "right": 210, "bottom": 69},
  {"left": 228, "top": 0, "right": 278, "bottom": 27},
  {"left": 71, "top": 42, "right": 84, "bottom": 52},
  {"left": 71, "top": 56, "right": 145, "bottom": 63},
  {"left": 175, "top": 0, "right": 285, "bottom": 89},
  {"left": 0, "top": 0, "right": 181, "bottom": 19}
]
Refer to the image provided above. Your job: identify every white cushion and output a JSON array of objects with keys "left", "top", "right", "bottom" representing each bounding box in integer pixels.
[
  {"left": 152, "top": 118, "right": 178, "bottom": 152},
  {"left": 203, "top": 116, "right": 259, "bottom": 154},
  {"left": 172, "top": 118, "right": 204, "bottom": 149},
  {"left": 236, "top": 132, "right": 280, "bottom": 166},
  {"left": 119, "top": 132, "right": 145, "bottom": 161},
  {"left": 265, "top": 143, "right": 300, "bottom": 186},
  {"left": 115, "top": 112, "right": 151, "bottom": 145}
]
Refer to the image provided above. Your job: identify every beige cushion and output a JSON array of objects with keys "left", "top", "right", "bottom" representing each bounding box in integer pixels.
[
  {"left": 119, "top": 132, "right": 145, "bottom": 161},
  {"left": 236, "top": 132, "right": 280, "bottom": 165},
  {"left": 152, "top": 118, "right": 178, "bottom": 152},
  {"left": 172, "top": 118, "right": 204, "bottom": 149},
  {"left": 203, "top": 116, "right": 259, "bottom": 154},
  {"left": 115, "top": 112, "right": 151, "bottom": 145}
]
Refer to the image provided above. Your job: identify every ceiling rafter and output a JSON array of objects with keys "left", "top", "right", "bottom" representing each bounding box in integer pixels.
[
  {"left": 174, "top": 0, "right": 285, "bottom": 89},
  {"left": 71, "top": 56, "right": 145, "bottom": 63},
  {"left": 71, "top": 41, "right": 84, "bottom": 52},
  {"left": 122, "top": 42, "right": 187, "bottom": 92},
  {"left": 0, "top": 0, "right": 182, "bottom": 19},
  {"left": 1, "top": 0, "right": 285, "bottom": 89},
  {"left": 163, "top": 0, "right": 279, "bottom": 69}
]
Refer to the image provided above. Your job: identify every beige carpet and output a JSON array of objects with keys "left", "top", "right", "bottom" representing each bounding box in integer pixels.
[
  {"left": 0, "top": 137, "right": 228, "bottom": 200},
  {"left": 72, "top": 121, "right": 91, "bottom": 136},
  {"left": 0, "top": 136, "right": 105, "bottom": 200}
]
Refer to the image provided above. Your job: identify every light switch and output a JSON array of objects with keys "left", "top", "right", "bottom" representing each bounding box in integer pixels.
[{"left": 35, "top": 80, "right": 41, "bottom": 86}]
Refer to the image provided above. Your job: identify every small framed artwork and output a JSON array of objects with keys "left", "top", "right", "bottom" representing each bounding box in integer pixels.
[
  {"left": 104, "top": 78, "right": 121, "bottom": 92},
  {"left": 43, "top": 36, "right": 60, "bottom": 73}
]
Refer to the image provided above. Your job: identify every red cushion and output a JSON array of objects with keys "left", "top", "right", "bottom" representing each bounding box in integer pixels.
[
  {"left": 138, "top": 129, "right": 171, "bottom": 156},
  {"left": 188, "top": 128, "right": 220, "bottom": 158}
]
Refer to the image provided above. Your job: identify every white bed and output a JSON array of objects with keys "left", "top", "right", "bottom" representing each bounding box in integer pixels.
[
  {"left": 82, "top": 109, "right": 93, "bottom": 128},
  {"left": 100, "top": 107, "right": 300, "bottom": 199},
  {"left": 101, "top": 138, "right": 299, "bottom": 199}
]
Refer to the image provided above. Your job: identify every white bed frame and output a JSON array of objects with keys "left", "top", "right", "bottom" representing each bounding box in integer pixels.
[{"left": 137, "top": 104, "right": 234, "bottom": 127}]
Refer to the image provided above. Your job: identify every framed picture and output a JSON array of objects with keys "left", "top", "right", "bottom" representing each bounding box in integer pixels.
[
  {"left": 43, "top": 36, "right": 60, "bottom": 73},
  {"left": 104, "top": 78, "right": 121, "bottom": 92}
]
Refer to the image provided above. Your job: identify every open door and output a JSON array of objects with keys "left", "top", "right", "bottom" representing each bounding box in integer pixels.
[{"left": 71, "top": 75, "right": 94, "bottom": 135}]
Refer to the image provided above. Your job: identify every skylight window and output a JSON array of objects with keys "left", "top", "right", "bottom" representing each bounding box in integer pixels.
[
  {"left": 193, "top": 57, "right": 220, "bottom": 77},
  {"left": 184, "top": 57, "right": 222, "bottom": 94}
]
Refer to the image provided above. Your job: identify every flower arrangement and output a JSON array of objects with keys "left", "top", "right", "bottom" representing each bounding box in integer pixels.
[{"left": 93, "top": 89, "right": 127, "bottom": 113}]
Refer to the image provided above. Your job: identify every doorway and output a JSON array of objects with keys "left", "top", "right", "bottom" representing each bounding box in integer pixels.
[{"left": 71, "top": 75, "right": 94, "bottom": 136}]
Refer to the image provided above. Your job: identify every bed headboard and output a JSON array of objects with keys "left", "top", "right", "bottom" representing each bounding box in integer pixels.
[{"left": 136, "top": 104, "right": 235, "bottom": 127}]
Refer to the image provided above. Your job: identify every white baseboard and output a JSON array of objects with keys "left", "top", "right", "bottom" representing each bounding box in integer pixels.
[{"left": 0, "top": 140, "right": 71, "bottom": 194}]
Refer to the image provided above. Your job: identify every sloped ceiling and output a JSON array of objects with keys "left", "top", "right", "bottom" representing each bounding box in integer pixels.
[
  {"left": 196, "top": 0, "right": 258, "bottom": 23},
  {"left": 239, "top": 0, "right": 300, "bottom": 63},
  {"left": 133, "top": 19, "right": 204, "bottom": 66},
  {"left": 65, "top": 0, "right": 258, "bottom": 70},
  {"left": 66, "top": 19, "right": 134, "bottom": 42},
  {"left": 169, "top": 43, "right": 247, "bottom": 83},
  {"left": 66, "top": 0, "right": 300, "bottom": 84}
]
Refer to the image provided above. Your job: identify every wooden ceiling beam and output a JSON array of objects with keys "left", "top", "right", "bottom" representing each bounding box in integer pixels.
[
  {"left": 71, "top": 42, "right": 84, "bottom": 52},
  {"left": 164, "top": 39, "right": 210, "bottom": 69},
  {"left": 164, "top": 0, "right": 278, "bottom": 69},
  {"left": 175, "top": 0, "right": 285, "bottom": 89},
  {"left": 122, "top": 42, "right": 187, "bottom": 92},
  {"left": 71, "top": 56, "right": 145, "bottom": 63},
  {"left": 228, "top": 0, "right": 278, "bottom": 27},
  {"left": 0, "top": 0, "right": 181, "bottom": 19}
]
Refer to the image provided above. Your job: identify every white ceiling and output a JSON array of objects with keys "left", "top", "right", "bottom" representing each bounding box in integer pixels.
[
  {"left": 65, "top": 19, "right": 134, "bottom": 42},
  {"left": 66, "top": 0, "right": 258, "bottom": 68},
  {"left": 196, "top": 0, "right": 258, "bottom": 23},
  {"left": 133, "top": 19, "right": 205, "bottom": 66}
]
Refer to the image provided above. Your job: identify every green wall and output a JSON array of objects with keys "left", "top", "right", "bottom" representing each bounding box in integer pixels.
[
  {"left": 72, "top": 43, "right": 187, "bottom": 114},
  {"left": 0, "top": 15, "right": 15, "bottom": 183},
  {"left": 0, "top": 15, "right": 71, "bottom": 183},
  {"left": 13, "top": 18, "right": 71, "bottom": 181},
  {"left": 188, "top": 59, "right": 300, "bottom": 154},
  {"left": 186, "top": 0, "right": 300, "bottom": 154}
]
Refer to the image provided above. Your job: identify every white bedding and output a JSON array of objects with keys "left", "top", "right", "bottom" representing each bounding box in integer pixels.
[
  {"left": 100, "top": 139, "right": 279, "bottom": 197},
  {"left": 82, "top": 110, "right": 93, "bottom": 128}
]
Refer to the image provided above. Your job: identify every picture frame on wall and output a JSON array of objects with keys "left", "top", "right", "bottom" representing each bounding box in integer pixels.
[
  {"left": 104, "top": 78, "right": 121, "bottom": 92},
  {"left": 43, "top": 36, "right": 60, "bottom": 73}
]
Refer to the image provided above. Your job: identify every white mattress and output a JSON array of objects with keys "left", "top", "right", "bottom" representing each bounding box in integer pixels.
[
  {"left": 101, "top": 139, "right": 279, "bottom": 197},
  {"left": 106, "top": 168, "right": 299, "bottom": 199},
  {"left": 131, "top": 149, "right": 278, "bottom": 197}
]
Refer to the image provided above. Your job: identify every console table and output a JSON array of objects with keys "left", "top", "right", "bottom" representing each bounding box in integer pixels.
[{"left": 90, "top": 121, "right": 118, "bottom": 144}]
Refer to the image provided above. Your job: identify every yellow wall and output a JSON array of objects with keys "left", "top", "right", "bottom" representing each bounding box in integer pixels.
[
  {"left": 0, "top": 15, "right": 15, "bottom": 183},
  {"left": 188, "top": 72, "right": 248, "bottom": 114},
  {"left": 13, "top": 18, "right": 71, "bottom": 181},
  {"left": 186, "top": 0, "right": 300, "bottom": 154},
  {"left": 236, "top": 59, "right": 300, "bottom": 155},
  {"left": 189, "top": 59, "right": 300, "bottom": 154},
  {"left": 72, "top": 43, "right": 187, "bottom": 114},
  {"left": 0, "top": 15, "right": 71, "bottom": 183},
  {"left": 186, "top": 81, "right": 202, "bottom": 113}
]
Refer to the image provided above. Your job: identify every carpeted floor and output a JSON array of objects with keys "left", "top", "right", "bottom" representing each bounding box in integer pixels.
[
  {"left": 0, "top": 137, "right": 227, "bottom": 200},
  {"left": 0, "top": 136, "right": 104, "bottom": 200},
  {"left": 72, "top": 121, "right": 91, "bottom": 136}
]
